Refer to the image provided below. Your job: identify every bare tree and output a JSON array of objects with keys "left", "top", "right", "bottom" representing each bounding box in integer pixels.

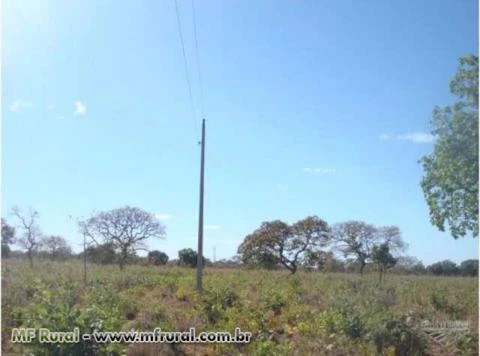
[
  {"left": 333, "top": 221, "right": 407, "bottom": 275},
  {"left": 79, "top": 206, "right": 166, "bottom": 270},
  {"left": 333, "top": 221, "right": 377, "bottom": 275},
  {"left": 376, "top": 225, "right": 408, "bottom": 254},
  {"left": 11, "top": 206, "right": 42, "bottom": 267}
]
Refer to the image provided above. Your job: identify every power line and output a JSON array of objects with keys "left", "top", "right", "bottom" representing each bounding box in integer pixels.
[
  {"left": 191, "top": 0, "right": 205, "bottom": 119},
  {"left": 174, "top": 0, "right": 199, "bottom": 140}
]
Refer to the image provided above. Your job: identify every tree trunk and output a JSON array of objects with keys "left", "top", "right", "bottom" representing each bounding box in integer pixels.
[
  {"left": 289, "top": 264, "right": 297, "bottom": 274},
  {"left": 27, "top": 250, "right": 33, "bottom": 268},
  {"left": 118, "top": 249, "right": 128, "bottom": 270},
  {"left": 359, "top": 261, "right": 366, "bottom": 275}
]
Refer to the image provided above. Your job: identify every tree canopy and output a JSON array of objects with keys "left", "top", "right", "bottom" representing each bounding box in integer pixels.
[
  {"left": 1, "top": 218, "right": 15, "bottom": 258},
  {"left": 80, "top": 206, "right": 166, "bottom": 269},
  {"left": 238, "top": 216, "right": 331, "bottom": 274},
  {"left": 419, "top": 54, "right": 479, "bottom": 238},
  {"left": 148, "top": 250, "right": 169, "bottom": 265},
  {"left": 333, "top": 221, "right": 406, "bottom": 274}
]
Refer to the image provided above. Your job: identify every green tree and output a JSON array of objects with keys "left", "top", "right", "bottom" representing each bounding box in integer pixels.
[
  {"left": 238, "top": 216, "right": 331, "bottom": 274},
  {"left": 427, "top": 260, "right": 459, "bottom": 276},
  {"left": 302, "top": 250, "right": 334, "bottom": 271},
  {"left": 419, "top": 54, "right": 479, "bottom": 238},
  {"left": 41, "top": 235, "right": 72, "bottom": 261},
  {"left": 79, "top": 206, "right": 166, "bottom": 270},
  {"left": 459, "top": 259, "right": 478, "bottom": 276},
  {"left": 178, "top": 248, "right": 208, "bottom": 267},
  {"left": 82, "top": 242, "right": 117, "bottom": 265},
  {"left": 371, "top": 243, "right": 397, "bottom": 282},
  {"left": 148, "top": 250, "right": 169, "bottom": 265},
  {"left": 1, "top": 218, "right": 15, "bottom": 258}
]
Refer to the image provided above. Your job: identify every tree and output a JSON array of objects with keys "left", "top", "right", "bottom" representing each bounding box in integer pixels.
[
  {"left": 238, "top": 216, "right": 331, "bottom": 274},
  {"left": 1, "top": 218, "right": 15, "bottom": 258},
  {"left": 11, "top": 206, "right": 42, "bottom": 267},
  {"left": 333, "top": 221, "right": 377, "bottom": 275},
  {"left": 371, "top": 243, "right": 397, "bottom": 282},
  {"left": 240, "top": 248, "right": 280, "bottom": 269},
  {"left": 82, "top": 242, "right": 117, "bottom": 265},
  {"left": 302, "top": 250, "right": 335, "bottom": 271},
  {"left": 80, "top": 206, "right": 166, "bottom": 270},
  {"left": 333, "top": 221, "right": 406, "bottom": 275},
  {"left": 177, "top": 248, "right": 209, "bottom": 267},
  {"left": 41, "top": 236, "right": 72, "bottom": 261},
  {"left": 419, "top": 54, "right": 479, "bottom": 238},
  {"left": 459, "top": 259, "right": 478, "bottom": 276},
  {"left": 148, "top": 250, "right": 169, "bottom": 265},
  {"left": 375, "top": 226, "right": 408, "bottom": 254},
  {"left": 427, "top": 260, "right": 459, "bottom": 276},
  {"left": 394, "top": 256, "right": 426, "bottom": 275}
]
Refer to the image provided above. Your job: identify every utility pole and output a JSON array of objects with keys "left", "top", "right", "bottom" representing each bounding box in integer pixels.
[
  {"left": 196, "top": 118, "right": 206, "bottom": 292},
  {"left": 213, "top": 246, "right": 216, "bottom": 263},
  {"left": 83, "top": 230, "right": 87, "bottom": 285}
]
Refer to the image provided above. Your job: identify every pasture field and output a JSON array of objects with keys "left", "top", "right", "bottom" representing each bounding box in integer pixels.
[{"left": 1, "top": 260, "right": 478, "bottom": 355}]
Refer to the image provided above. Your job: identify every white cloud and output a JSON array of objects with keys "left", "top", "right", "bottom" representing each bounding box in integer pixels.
[
  {"left": 9, "top": 99, "right": 32, "bottom": 112},
  {"left": 74, "top": 101, "right": 87, "bottom": 116},
  {"left": 303, "top": 167, "right": 336, "bottom": 174},
  {"left": 205, "top": 224, "right": 221, "bottom": 230},
  {"left": 155, "top": 213, "right": 172, "bottom": 220},
  {"left": 314, "top": 168, "right": 336, "bottom": 174},
  {"left": 396, "top": 132, "right": 436, "bottom": 143},
  {"left": 379, "top": 133, "right": 390, "bottom": 140}
]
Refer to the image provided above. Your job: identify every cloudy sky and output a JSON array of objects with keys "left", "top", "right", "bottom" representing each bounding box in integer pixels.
[{"left": 2, "top": 0, "right": 478, "bottom": 264}]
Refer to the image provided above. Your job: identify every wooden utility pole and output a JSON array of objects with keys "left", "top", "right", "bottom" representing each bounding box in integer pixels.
[{"left": 196, "top": 119, "right": 206, "bottom": 292}]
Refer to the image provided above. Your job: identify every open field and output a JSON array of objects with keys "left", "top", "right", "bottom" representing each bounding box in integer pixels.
[{"left": 1, "top": 260, "right": 478, "bottom": 355}]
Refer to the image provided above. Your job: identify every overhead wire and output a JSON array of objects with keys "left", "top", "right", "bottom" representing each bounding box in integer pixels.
[
  {"left": 191, "top": 0, "right": 205, "bottom": 119},
  {"left": 174, "top": 0, "right": 200, "bottom": 140}
]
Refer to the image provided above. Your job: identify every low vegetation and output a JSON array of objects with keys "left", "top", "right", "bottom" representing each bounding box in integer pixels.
[{"left": 2, "top": 259, "right": 478, "bottom": 355}]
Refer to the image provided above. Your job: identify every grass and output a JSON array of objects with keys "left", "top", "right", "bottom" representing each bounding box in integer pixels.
[{"left": 1, "top": 259, "right": 478, "bottom": 355}]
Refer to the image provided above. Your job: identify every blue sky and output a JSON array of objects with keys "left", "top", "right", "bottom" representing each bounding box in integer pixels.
[{"left": 2, "top": 0, "right": 478, "bottom": 265}]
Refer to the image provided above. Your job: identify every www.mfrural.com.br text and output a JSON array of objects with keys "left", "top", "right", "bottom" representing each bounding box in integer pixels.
[{"left": 11, "top": 327, "right": 252, "bottom": 344}]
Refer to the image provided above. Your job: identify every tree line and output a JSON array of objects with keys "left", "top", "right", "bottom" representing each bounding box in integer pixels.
[{"left": 2, "top": 206, "right": 477, "bottom": 278}]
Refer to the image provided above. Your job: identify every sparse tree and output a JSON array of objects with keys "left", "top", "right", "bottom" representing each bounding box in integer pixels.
[
  {"left": 80, "top": 206, "right": 166, "bottom": 270},
  {"left": 372, "top": 243, "right": 397, "bottom": 282},
  {"left": 419, "top": 54, "right": 479, "bottom": 238},
  {"left": 41, "top": 235, "right": 72, "bottom": 261},
  {"left": 148, "top": 250, "right": 169, "bottom": 265},
  {"left": 1, "top": 218, "right": 15, "bottom": 258},
  {"left": 333, "top": 221, "right": 406, "bottom": 275},
  {"left": 11, "top": 206, "right": 42, "bottom": 267},
  {"left": 238, "top": 216, "right": 331, "bottom": 274},
  {"left": 376, "top": 226, "right": 408, "bottom": 254},
  {"left": 333, "top": 221, "right": 377, "bottom": 275}
]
